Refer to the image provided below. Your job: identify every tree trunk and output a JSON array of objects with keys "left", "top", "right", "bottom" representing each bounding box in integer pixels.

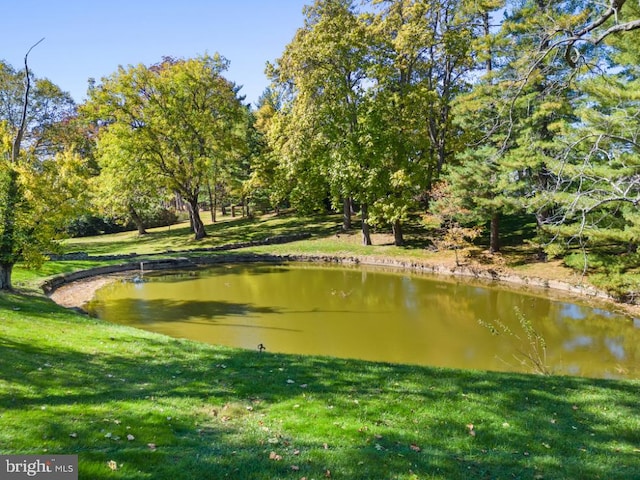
[
  {"left": 128, "top": 205, "right": 148, "bottom": 235},
  {"left": 0, "top": 169, "right": 19, "bottom": 291},
  {"left": 206, "top": 181, "right": 216, "bottom": 223},
  {"left": 0, "top": 262, "right": 13, "bottom": 291},
  {"left": 243, "top": 197, "right": 250, "bottom": 218},
  {"left": 392, "top": 219, "right": 404, "bottom": 246},
  {"left": 213, "top": 186, "right": 218, "bottom": 223},
  {"left": 342, "top": 197, "right": 352, "bottom": 231},
  {"left": 361, "top": 203, "right": 372, "bottom": 246},
  {"left": 490, "top": 212, "right": 500, "bottom": 253},
  {"left": 185, "top": 198, "right": 207, "bottom": 240}
]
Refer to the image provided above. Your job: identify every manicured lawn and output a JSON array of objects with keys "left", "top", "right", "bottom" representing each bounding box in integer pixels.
[{"left": 2, "top": 213, "right": 640, "bottom": 478}]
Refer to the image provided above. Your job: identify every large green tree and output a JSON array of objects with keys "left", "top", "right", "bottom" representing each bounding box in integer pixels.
[
  {"left": 532, "top": 1, "right": 640, "bottom": 262},
  {"left": 84, "top": 55, "right": 246, "bottom": 240},
  {"left": 270, "top": 0, "right": 375, "bottom": 243},
  {"left": 365, "top": 0, "right": 480, "bottom": 245}
]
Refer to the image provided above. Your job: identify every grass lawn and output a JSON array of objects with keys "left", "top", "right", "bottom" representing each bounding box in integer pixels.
[{"left": 2, "top": 212, "right": 640, "bottom": 479}]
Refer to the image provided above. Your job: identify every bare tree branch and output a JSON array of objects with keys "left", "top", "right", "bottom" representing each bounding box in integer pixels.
[{"left": 11, "top": 37, "right": 45, "bottom": 163}]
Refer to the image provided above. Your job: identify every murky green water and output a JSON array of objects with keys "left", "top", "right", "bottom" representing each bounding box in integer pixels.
[{"left": 86, "top": 263, "right": 640, "bottom": 379}]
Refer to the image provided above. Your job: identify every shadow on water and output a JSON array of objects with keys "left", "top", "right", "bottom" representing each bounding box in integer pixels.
[{"left": 90, "top": 297, "right": 284, "bottom": 323}]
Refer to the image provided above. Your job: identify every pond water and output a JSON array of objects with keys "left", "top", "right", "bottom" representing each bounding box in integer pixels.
[{"left": 85, "top": 263, "right": 640, "bottom": 379}]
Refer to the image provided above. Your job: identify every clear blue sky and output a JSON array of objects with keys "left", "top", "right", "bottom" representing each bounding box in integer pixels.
[{"left": 1, "top": 0, "right": 309, "bottom": 107}]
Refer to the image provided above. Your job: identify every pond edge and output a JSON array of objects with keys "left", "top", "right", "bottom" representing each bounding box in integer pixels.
[{"left": 42, "top": 252, "right": 630, "bottom": 315}]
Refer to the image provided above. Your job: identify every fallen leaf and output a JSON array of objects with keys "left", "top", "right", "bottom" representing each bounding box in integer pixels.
[
  {"left": 325, "top": 469, "right": 332, "bottom": 478},
  {"left": 293, "top": 449, "right": 300, "bottom": 455},
  {"left": 410, "top": 444, "right": 421, "bottom": 452},
  {"left": 69, "top": 433, "right": 78, "bottom": 439},
  {"left": 466, "top": 424, "right": 476, "bottom": 437},
  {"left": 147, "top": 443, "right": 157, "bottom": 451},
  {"left": 107, "top": 460, "right": 117, "bottom": 471},
  {"left": 269, "top": 451, "right": 283, "bottom": 461},
  {"left": 127, "top": 434, "right": 135, "bottom": 441},
  {"left": 291, "top": 465, "right": 300, "bottom": 471}
]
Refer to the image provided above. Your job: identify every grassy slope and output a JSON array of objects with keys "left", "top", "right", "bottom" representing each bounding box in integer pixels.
[{"left": 2, "top": 213, "right": 640, "bottom": 479}]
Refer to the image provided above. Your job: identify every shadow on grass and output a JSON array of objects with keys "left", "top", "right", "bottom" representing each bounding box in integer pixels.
[
  {"left": 64, "top": 213, "right": 342, "bottom": 257},
  {"left": 1, "top": 293, "right": 639, "bottom": 479}
]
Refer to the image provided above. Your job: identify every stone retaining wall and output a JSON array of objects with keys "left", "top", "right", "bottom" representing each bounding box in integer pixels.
[{"left": 42, "top": 251, "right": 616, "bottom": 306}]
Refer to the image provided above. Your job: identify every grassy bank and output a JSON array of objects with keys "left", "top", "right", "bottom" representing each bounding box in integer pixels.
[
  {"left": 2, "top": 213, "right": 640, "bottom": 478},
  {"left": 2, "top": 292, "right": 639, "bottom": 479}
]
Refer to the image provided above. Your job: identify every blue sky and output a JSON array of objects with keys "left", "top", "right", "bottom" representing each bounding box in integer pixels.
[{"left": 1, "top": 0, "right": 309, "bottom": 106}]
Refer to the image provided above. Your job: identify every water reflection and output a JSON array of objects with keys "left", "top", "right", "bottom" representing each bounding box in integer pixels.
[{"left": 85, "top": 263, "right": 640, "bottom": 379}]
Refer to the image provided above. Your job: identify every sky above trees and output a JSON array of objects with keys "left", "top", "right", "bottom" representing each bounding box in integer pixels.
[{"left": 1, "top": 0, "right": 308, "bottom": 106}]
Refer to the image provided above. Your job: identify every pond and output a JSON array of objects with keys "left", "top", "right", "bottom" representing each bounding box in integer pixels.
[{"left": 85, "top": 262, "right": 640, "bottom": 379}]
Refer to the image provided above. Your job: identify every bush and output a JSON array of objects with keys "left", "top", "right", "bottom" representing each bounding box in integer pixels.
[
  {"left": 65, "top": 215, "right": 125, "bottom": 237},
  {"left": 123, "top": 208, "right": 179, "bottom": 230}
]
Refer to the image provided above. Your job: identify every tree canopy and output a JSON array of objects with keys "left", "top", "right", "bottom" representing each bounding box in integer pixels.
[
  {"left": 83, "top": 54, "right": 247, "bottom": 240},
  {"left": 2, "top": 0, "right": 640, "bottom": 297}
]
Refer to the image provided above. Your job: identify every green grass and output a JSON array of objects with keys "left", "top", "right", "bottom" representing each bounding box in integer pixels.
[
  {"left": 64, "top": 213, "right": 342, "bottom": 256},
  {"left": 1, "top": 292, "right": 639, "bottom": 479},
  {"left": 3, "top": 212, "right": 640, "bottom": 478}
]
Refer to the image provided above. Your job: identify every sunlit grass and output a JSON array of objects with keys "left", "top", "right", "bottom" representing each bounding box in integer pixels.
[{"left": 63, "top": 213, "right": 342, "bottom": 256}]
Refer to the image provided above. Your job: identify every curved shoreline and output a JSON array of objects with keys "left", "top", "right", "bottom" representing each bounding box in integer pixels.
[{"left": 44, "top": 252, "right": 640, "bottom": 318}]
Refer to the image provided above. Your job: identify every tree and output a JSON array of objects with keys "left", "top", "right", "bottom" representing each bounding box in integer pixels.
[
  {"left": 486, "top": 1, "right": 640, "bottom": 257},
  {"left": 448, "top": 1, "right": 582, "bottom": 256},
  {"left": 0, "top": 46, "right": 87, "bottom": 290},
  {"left": 92, "top": 123, "right": 167, "bottom": 234},
  {"left": 533, "top": 5, "right": 640, "bottom": 265},
  {"left": 269, "top": 0, "right": 376, "bottom": 244},
  {"left": 439, "top": 0, "right": 507, "bottom": 252},
  {"left": 362, "top": 0, "right": 480, "bottom": 246},
  {"left": 84, "top": 55, "right": 246, "bottom": 240},
  {"left": 245, "top": 89, "right": 290, "bottom": 213}
]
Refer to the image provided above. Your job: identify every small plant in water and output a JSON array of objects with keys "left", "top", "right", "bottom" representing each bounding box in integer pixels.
[{"left": 479, "top": 307, "right": 551, "bottom": 375}]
